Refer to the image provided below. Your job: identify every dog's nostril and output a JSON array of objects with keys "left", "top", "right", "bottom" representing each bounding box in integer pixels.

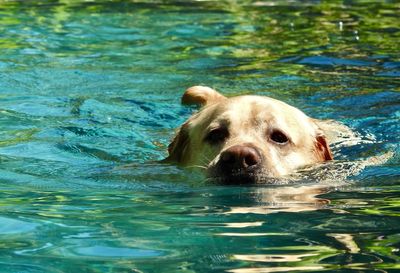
[{"left": 244, "top": 152, "right": 259, "bottom": 167}]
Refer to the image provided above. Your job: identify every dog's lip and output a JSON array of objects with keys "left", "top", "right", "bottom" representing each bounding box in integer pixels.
[
  {"left": 207, "top": 168, "right": 265, "bottom": 185},
  {"left": 207, "top": 173, "right": 291, "bottom": 185},
  {"left": 209, "top": 173, "right": 257, "bottom": 185},
  {"left": 208, "top": 174, "right": 257, "bottom": 185},
  {"left": 206, "top": 166, "right": 290, "bottom": 185},
  {"left": 207, "top": 163, "right": 258, "bottom": 184}
]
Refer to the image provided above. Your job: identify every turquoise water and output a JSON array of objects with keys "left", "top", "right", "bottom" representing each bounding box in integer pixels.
[{"left": 0, "top": 1, "right": 399, "bottom": 272}]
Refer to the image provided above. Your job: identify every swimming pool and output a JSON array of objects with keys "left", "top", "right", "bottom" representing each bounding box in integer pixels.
[{"left": 0, "top": 1, "right": 399, "bottom": 272}]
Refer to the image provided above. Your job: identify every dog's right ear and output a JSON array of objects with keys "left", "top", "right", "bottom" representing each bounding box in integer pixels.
[
  {"left": 164, "top": 123, "right": 190, "bottom": 164},
  {"left": 181, "top": 86, "right": 226, "bottom": 106}
]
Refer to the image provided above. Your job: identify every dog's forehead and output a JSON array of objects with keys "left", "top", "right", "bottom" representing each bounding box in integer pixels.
[
  {"left": 206, "top": 95, "right": 309, "bottom": 123},
  {"left": 227, "top": 95, "right": 295, "bottom": 114},
  {"left": 187, "top": 95, "right": 317, "bottom": 138}
]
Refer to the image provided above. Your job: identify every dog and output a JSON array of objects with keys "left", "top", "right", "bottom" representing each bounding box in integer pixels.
[{"left": 165, "top": 86, "right": 335, "bottom": 184}]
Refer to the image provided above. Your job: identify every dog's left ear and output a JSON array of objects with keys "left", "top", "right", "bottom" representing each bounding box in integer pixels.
[
  {"left": 315, "top": 134, "right": 333, "bottom": 161},
  {"left": 181, "top": 86, "right": 226, "bottom": 106},
  {"left": 312, "top": 119, "right": 334, "bottom": 161}
]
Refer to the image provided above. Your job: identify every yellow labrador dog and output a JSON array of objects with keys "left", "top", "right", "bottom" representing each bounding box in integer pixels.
[{"left": 165, "top": 86, "right": 334, "bottom": 184}]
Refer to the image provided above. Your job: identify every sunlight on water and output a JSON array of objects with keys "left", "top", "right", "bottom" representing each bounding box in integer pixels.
[{"left": 0, "top": 1, "right": 399, "bottom": 272}]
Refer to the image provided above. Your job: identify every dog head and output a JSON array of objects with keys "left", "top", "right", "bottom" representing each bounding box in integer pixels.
[{"left": 166, "top": 86, "right": 332, "bottom": 184}]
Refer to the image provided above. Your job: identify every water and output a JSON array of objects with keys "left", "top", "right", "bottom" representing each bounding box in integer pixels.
[{"left": 0, "top": 1, "right": 399, "bottom": 272}]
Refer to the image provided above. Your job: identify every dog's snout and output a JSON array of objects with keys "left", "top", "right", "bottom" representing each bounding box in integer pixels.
[{"left": 220, "top": 145, "right": 261, "bottom": 170}]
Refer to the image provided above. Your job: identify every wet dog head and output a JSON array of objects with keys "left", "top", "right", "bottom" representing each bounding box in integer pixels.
[{"left": 166, "top": 86, "right": 333, "bottom": 184}]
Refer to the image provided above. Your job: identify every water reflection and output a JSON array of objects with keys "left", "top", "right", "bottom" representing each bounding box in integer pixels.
[
  {"left": 0, "top": 1, "right": 399, "bottom": 273},
  {"left": 233, "top": 253, "right": 318, "bottom": 262},
  {"left": 327, "top": 233, "right": 360, "bottom": 253},
  {"left": 223, "top": 184, "right": 331, "bottom": 215},
  {"left": 228, "top": 266, "right": 324, "bottom": 273}
]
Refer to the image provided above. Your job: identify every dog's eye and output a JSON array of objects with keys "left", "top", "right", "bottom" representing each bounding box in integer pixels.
[
  {"left": 270, "top": 130, "right": 289, "bottom": 144},
  {"left": 205, "top": 128, "right": 229, "bottom": 144}
]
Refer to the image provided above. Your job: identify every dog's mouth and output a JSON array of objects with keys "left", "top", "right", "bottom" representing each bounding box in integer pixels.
[
  {"left": 209, "top": 173, "right": 257, "bottom": 185},
  {"left": 207, "top": 173, "right": 290, "bottom": 185},
  {"left": 207, "top": 167, "right": 278, "bottom": 185}
]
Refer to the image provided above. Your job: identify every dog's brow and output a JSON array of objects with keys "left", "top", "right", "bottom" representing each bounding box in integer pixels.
[{"left": 209, "top": 118, "right": 230, "bottom": 130}]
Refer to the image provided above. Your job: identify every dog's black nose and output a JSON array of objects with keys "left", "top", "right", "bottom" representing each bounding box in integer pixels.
[{"left": 220, "top": 145, "right": 261, "bottom": 171}]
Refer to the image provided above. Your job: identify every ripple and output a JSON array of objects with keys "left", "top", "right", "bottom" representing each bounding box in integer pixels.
[
  {"left": 0, "top": 263, "right": 60, "bottom": 273},
  {"left": 279, "top": 55, "right": 375, "bottom": 67},
  {"left": 0, "top": 216, "right": 39, "bottom": 235},
  {"left": 1, "top": 96, "right": 71, "bottom": 117},
  {"left": 233, "top": 253, "right": 317, "bottom": 262},
  {"left": 227, "top": 266, "right": 325, "bottom": 273},
  {"left": 298, "top": 55, "right": 374, "bottom": 67},
  {"left": 72, "top": 245, "right": 163, "bottom": 259}
]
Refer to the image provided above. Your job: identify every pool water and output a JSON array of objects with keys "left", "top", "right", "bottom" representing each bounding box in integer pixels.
[{"left": 0, "top": 1, "right": 399, "bottom": 272}]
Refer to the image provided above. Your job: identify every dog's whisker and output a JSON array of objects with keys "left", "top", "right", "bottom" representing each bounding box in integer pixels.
[
  {"left": 186, "top": 165, "right": 208, "bottom": 170},
  {"left": 199, "top": 154, "right": 213, "bottom": 165}
]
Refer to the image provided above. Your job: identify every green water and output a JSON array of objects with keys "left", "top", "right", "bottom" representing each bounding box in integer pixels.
[{"left": 0, "top": 1, "right": 399, "bottom": 272}]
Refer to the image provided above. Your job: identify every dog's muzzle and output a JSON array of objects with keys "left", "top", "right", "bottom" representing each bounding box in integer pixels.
[{"left": 209, "top": 144, "right": 263, "bottom": 185}]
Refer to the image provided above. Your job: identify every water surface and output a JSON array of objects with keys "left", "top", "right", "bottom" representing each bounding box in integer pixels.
[{"left": 0, "top": 1, "right": 399, "bottom": 272}]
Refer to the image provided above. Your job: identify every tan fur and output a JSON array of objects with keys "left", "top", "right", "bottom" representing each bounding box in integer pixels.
[
  {"left": 182, "top": 86, "right": 226, "bottom": 106},
  {"left": 166, "top": 86, "right": 334, "bottom": 182}
]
